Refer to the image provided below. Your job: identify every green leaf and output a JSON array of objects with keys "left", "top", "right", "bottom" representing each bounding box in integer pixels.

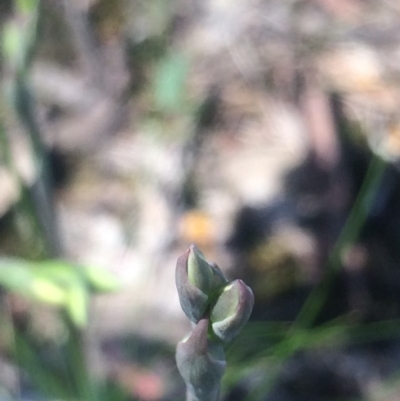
[
  {"left": 0, "top": 258, "right": 67, "bottom": 305},
  {"left": 65, "top": 282, "right": 89, "bottom": 328},
  {"left": 0, "top": 258, "right": 33, "bottom": 292},
  {"left": 36, "top": 260, "right": 119, "bottom": 292},
  {"left": 33, "top": 260, "right": 82, "bottom": 285},
  {"left": 30, "top": 277, "right": 66, "bottom": 305},
  {"left": 82, "top": 265, "right": 120, "bottom": 292},
  {"left": 0, "top": 258, "right": 117, "bottom": 327}
]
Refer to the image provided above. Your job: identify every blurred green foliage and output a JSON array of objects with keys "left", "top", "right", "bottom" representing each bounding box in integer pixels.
[
  {"left": 154, "top": 52, "right": 189, "bottom": 114},
  {"left": 0, "top": 2, "right": 123, "bottom": 400},
  {"left": 2, "top": 0, "right": 38, "bottom": 74},
  {"left": 0, "top": 258, "right": 119, "bottom": 326}
]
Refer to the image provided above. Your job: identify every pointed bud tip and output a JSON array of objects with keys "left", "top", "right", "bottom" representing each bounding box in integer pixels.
[{"left": 187, "top": 244, "right": 213, "bottom": 293}]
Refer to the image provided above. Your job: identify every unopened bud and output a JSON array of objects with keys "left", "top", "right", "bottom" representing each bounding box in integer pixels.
[
  {"left": 187, "top": 245, "right": 214, "bottom": 293},
  {"left": 211, "top": 279, "right": 254, "bottom": 342},
  {"left": 176, "top": 318, "right": 226, "bottom": 401},
  {"left": 176, "top": 245, "right": 214, "bottom": 322}
]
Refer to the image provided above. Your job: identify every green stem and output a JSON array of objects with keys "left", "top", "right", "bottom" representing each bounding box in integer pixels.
[
  {"left": 294, "top": 154, "right": 386, "bottom": 328},
  {"left": 2, "top": 0, "right": 62, "bottom": 257}
]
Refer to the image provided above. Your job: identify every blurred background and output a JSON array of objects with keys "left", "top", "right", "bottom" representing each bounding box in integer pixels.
[{"left": 2, "top": 0, "right": 400, "bottom": 400}]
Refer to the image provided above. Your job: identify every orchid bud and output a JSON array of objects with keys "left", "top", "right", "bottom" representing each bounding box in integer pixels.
[
  {"left": 176, "top": 318, "right": 226, "bottom": 401},
  {"left": 176, "top": 245, "right": 214, "bottom": 322},
  {"left": 210, "top": 279, "right": 254, "bottom": 343}
]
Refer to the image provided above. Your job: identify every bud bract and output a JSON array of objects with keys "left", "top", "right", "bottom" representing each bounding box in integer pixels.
[
  {"left": 176, "top": 318, "right": 226, "bottom": 401},
  {"left": 210, "top": 279, "right": 254, "bottom": 342}
]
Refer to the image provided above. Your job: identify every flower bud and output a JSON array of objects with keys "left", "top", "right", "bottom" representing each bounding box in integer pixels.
[
  {"left": 187, "top": 245, "right": 214, "bottom": 293},
  {"left": 176, "top": 245, "right": 214, "bottom": 322},
  {"left": 210, "top": 279, "right": 254, "bottom": 342},
  {"left": 176, "top": 318, "right": 226, "bottom": 401}
]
